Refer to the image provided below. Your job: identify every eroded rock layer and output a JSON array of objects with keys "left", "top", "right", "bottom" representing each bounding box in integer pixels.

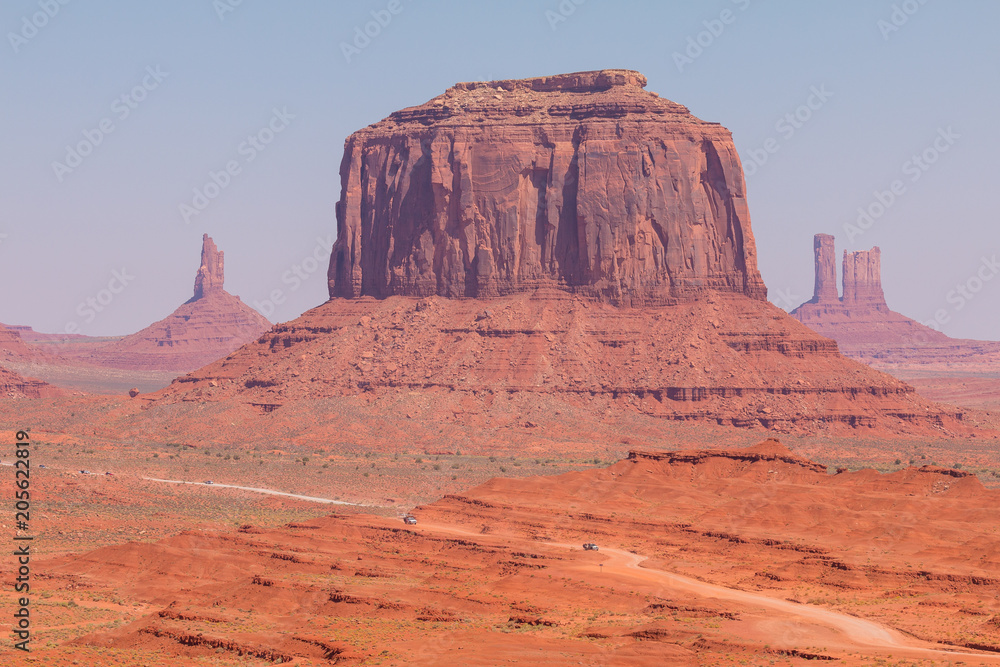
[
  {"left": 152, "top": 291, "right": 961, "bottom": 434},
  {"left": 0, "top": 361, "right": 62, "bottom": 398},
  {"left": 328, "top": 69, "right": 766, "bottom": 306},
  {"left": 842, "top": 247, "right": 887, "bottom": 308},
  {"left": 811, "top": 234, "right": 838, "bottom": 304}
]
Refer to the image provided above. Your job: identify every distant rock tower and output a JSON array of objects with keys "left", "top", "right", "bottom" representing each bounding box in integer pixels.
[
  {"left": 810, "top": 233, "right": 838, "bottom": 304},
  {"left": 842, "top": 247, "right": 887, "bottom": 309},
  {"left": 193, "top": 234, "right": 225, "bottom": 300},
  {"left": 92, "top": 234, "right": 272, "bottom": 372},
  {"left": 790, "top": 234, "right": 951, "bottom": 352}
]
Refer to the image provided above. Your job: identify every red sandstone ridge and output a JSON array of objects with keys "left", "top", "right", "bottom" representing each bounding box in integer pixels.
[
  {"left": 0, "top": 321, "right": 34, "bottom": 360},
  {"left": 0, "top": 325, "right": 62, "bottom": 397},
  {"left": 0, "top": 365, "right": 63, "bottom": 398},
  {"left": 91, "top": 235, "right": 272, "bottom": 372},
  {"left": 150, "top": 291, "right": 961, "bottom": 437},
  {"left": 328, "top": 69, "right": 766, "bottom": 306},
  {"left": 790, "top": 234, "right": 1000, "bottom": 373}
]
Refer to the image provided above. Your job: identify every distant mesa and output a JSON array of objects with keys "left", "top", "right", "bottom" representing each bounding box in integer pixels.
[
  {"left": 91, "top": 234, "right": 272, "bottom": 372},
  {"left": 328, "top": 69, "right": 767, "bottom": 306},
  {"left": 790, "top": 234, "right": 1000, "bottom": 368}
]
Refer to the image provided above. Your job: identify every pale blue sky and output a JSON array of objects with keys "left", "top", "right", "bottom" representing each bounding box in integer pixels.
[{"left": 1, "top": 0, "right": 997, "bottom": 339}]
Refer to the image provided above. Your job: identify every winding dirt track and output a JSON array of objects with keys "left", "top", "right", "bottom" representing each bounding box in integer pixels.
[
  {"left": 140, "top": 476, "right": 378, "bottom": 506},
  {"left": 418, "top": 522, "right": 1000, "bottom": 663}
]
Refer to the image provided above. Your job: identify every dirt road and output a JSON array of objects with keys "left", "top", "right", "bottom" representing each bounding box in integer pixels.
[
  {"left": 141, "top": 476, "right": 379, "bottom": 506},
  {"left": 415, "top": 521, "right": 1000, "bottom": 664}
]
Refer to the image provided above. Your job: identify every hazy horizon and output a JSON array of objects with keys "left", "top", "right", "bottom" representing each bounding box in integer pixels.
[{"left": 2, "top": 0, "right": 997, "bottom": 340}]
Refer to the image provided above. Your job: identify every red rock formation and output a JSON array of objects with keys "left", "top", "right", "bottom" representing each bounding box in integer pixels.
[
  {"left": 0, "top": 327, "right": 63, "bottom": 398},
  {"left": 92, "top": 235, "right": 272, "bottom": 372},
  {"left": 791, "top": 236, "right": 1000, "bottom": 376},
  {"left": 136, "top": 75, "right": 965, "bottom": 437},
  {"left": 193, "top": 234, "right": 224, "bottom": 300},
  {"left": 151, "top": 291, "right": 962, "bottom": 435},
  {"left": 328, "top": 69, "right": 766, "bottom": 306},
  {"left": 810, "top": 234, "right": 838, "bottom": 304},
  {"left": 0, "top": 322, "right": 33, "bottom": 359},
  {"left": 842, "top": 247, "right": 887, "bottom": 309}
]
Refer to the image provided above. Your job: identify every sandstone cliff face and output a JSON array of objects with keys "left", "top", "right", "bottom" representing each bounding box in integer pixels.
[
  {"left": 842, "top": 248, "right": 886, "bottom": 308},
  {"left": 94, "top": 235, "right": 272, "bottom": 372},
  {"left": 811, "top": 234, "right": 838, "bottom": 304},
  {"left": 0, "top": 322, "right": 32, "bottom": 358},
  {"left": 0, "top": 365, "right": 54, "bottom": 398},
  {"left": 0, "top": 325, "right": 63, "bottom": 398},
  {"left": 328, "top": 70, "right": 766, "bottom": 305},
  {"left": 192, "top": 234, "right": 224, "bottom": 300}
]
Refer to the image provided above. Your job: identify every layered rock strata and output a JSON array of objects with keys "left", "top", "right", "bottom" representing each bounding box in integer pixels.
[
  {"left": 154, "top": 292, "right": 962, "bottom": 434},
  {"left": 142, "top": 74, "right": 966, "bottom": 435},
  {"left": 811, "top": 234, "right": 838, "bottom": 304},
  {"left": 842, "top": 247, "right": 887, "bottom": 309},
  {"left": 328, "top": 69, "right": 767, "bottom": 306}
]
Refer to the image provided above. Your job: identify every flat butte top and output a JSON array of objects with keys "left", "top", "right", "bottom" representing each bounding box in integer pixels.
[{"left": 360, "top": 69, "right": 721, "bottom": 132}]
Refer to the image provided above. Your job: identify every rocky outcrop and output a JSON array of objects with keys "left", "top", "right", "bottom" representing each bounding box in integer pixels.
[
  {"left": 328, "top": 69, "right": 766, "bottom": 306},
  {"left": 152, "top": 291, "right": 963, "bottom": 436},
  {"left": 810, "top": 234, "right": 838, "bottom": 304},
  {"left": 192, "top": 234, "right": 224, "bottom": 300},
  {"left": 0, "top": 363, "right": 63, "bottom": 398},
  {"left": 629, "top": 439, "right": 828, "bottom": 473},
  {"left": 93, "top": 235, "right": 272, "bottom": 372},
  {"left": 0, "top": 322, "right": 32, "bottom": 358},
  {"left": 842, "top": 247, "right": 886, "bottom": 309},
  {"left": 138, "top": 81, "right": 967, "bottom": 439},
  {"left": 791, "top": 235, "right": 1000, "bottom": 372}
]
